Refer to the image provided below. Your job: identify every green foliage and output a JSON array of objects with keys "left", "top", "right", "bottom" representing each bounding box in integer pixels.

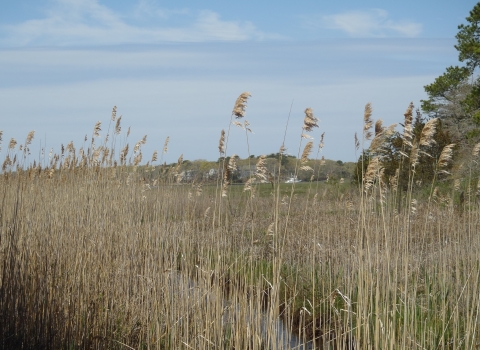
[
  {"left": 421, "top": 3, "right": 480, "bottom": 139},
  {"left": 455, "top": 2, "right": 480, "bottom": 70},
  {"left": 421, "top": 66, "right": 470, "bottom": 118},
  {"left": 353, "top": 111, "right": 453, "bottom": 190}
]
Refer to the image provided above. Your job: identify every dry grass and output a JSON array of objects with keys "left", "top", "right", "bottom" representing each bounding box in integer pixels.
[{"left": 1, "top": 101, "right": 479, "bottom": 350}]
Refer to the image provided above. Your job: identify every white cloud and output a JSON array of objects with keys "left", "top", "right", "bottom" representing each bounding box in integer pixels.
[
  {"left": 0, "top": 0, "right": 276, "bottom": 47},
  {"left": 305, "top": 9, "right": 422, "bottom": 38}
]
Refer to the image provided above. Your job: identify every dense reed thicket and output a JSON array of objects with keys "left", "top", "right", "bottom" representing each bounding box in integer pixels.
[{"left": 0, "top": 99, "right": 479, "bottom": 349}]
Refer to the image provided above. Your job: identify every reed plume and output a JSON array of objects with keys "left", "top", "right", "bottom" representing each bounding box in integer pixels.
[
  {"left": 363, "top": 103, "right": 373, "bottom": 140},
  {"left": 111, "top": 106, "right": 117, "bottom": 121},
  {"left": 115, "top": 116, "right": 122, "bottom": 135},
  {"left": 218, "top": 130, "right": 225, "bottom": 155},
  {"left": 438, "top": 144, "right": 455, "bottom": 168},
  {"left": 151, "top": 150, "right": 158, "bottom": 163},
  {"left": 300, "top": 141, "right": 314, "bottom": 172},
  {"left": 472, "top": 142, "right": 480, "bottom": 157},
  {"left": 375, "top": 119, "right": 384, "bottom": 135},
  {"left": 25, "top": 130, "right": 35, "bottom": 146},
  {"left": 8, "top": 138, "right": 17, "bottom": 150},
  {"left": 419, "top": 118, "right": 438, "bottom": 147},
  {"left": 93, "top": 121, "right": 101, "bottom": 138},
  {"left": 301, "top": 141, "right": 314, "bottom": 164},
  {"left": 402, "top": 102, "right": 414, "bottom": 147},
  {"left": 302, "top": 108, "right": 319, "bottom": 132},
  {"left": 163, "top": 136, "right": 170, "bottom": 154},
  {"left": 232, "top": 92, "right": 251, "bottom": 118},
  {"left": 364, "top": 156, "right": 380, "bottom": 191}
]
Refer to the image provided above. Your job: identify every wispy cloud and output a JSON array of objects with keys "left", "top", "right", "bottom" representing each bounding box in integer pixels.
[
  {"left": 0, "top": 0, "right": 279, "bottom": 47},
  {"left": 303, "top": 9, "right": 422, "bottom": 38}
]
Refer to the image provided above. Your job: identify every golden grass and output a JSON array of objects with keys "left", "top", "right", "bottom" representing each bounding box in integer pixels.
[{"left": 0, "top": 101, "right": 479, "bottom": 349}]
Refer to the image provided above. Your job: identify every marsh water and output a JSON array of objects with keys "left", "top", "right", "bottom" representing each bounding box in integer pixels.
[{"left": 167, "top": 271, "right": 314, "bottom": 349}]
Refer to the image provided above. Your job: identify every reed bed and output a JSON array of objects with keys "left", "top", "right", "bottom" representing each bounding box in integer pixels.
[{"left": 0, "top": 101, "right": 479, "bottom": 349}]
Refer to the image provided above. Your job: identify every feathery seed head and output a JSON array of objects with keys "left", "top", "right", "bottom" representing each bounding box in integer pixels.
[
  {"left": 111, "top": 106, "right": 117, "bottom": 121},
  {"left": 232, "top": 92, "right": 251, "bottom": 118},
  {"left": 228, "top": 154, "right": 238, "bottom": 172},
  {"left": 134, "top": 152, "right": 142, "bottom": 166},
  {"left": 93, "top": 121, "right": 101, "bottom": 138},
  {"left": 472, "top": 142, "right": 480, "bottom": 157},
  {"left": 115, "top": 116, "right": 122, "bottom": 135},
  {"left": 375, "top": 119, "right": 384, "bottom": 136},
  {"left": 419, "top": 118, "right": 438, "bottom": 147},
  {"left": 319, "top": 132, "right": 325, "bottom": 150},
  {"left": 454, "top": 179, "right": 460, "bottom": 191},
  {"left": 363, "top": 103, "right": 373, "bottom": 140},
  {"left": 218, "top": 130, "right": 225, "bottom": 155},
  {"left": 301, "top": 141, "right": 314, "bottom": 164},
  {"left": 255, "top": 155, "right": 268, "bottom": 181},
  {"left": 25, "top": 130, "right": 35, "bottom": 146},
  {"left": 151, "top": 150, "right": 158, "bottom": 162},
  {"left": 8, "top": 138, "right": 17, "bottom": 150},
  {"left": 302, "top": 108, "right": 319, "bottom": 132},
  {"left": 364, "top": 156, "right": 380, "bottom": 191},
  {"left": 438, "top": 144, "right": 455, "bottom": 168},
  {"left": 410, "top": 142, "right": 419, "bottom": 168},
  {"left": 163, "top": 136, "right": 170, "bottom": 154},
  {"left": 354, "top": 132, "right": 360, "bottom": 151}
]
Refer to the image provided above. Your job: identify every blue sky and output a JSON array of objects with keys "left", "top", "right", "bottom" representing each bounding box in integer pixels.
[{"left": 0, "top": 0, "right": 476, "bottom": 163}]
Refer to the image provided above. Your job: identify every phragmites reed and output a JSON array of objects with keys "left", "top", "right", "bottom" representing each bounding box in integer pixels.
[
  {"left": 363, "top": 103, "right": 373, "bottom": 140},
  {"left": 302, "top": 108, "right": 319, "bottom": 132},
  {"left": 25, "top": 130, "right": 35, "bottom": 146},
  {"left": 364, "top": 156, "right": 380, "bottom": 191},
  {"left": 300, "top": 141, "right": 314, "bottom": 172},
  {"left": 141, "top": 135, "right": 147, "bottom": 145},
  {"left": 319, "top": 132, "right": 325, "bottom": 150},
  {"left": 221, "top": 157, "right": 235, "bottom": 197},
  {"left": 301, "top": 141, "right": 313, "bottom": 164},
  {"left": 115, "top": 116, "right": 122, "bottom": 134},
  {"left": 111, "top": 106, "right": 117, "bottom": 121},
  {"left": 93, "top": 121, "right": 101, "bottom": 138},
  {"left": 134, "top": 152, "right": 142, "bottom": 166},
  {"left": 402, "top": 102, "right": 414, "bottom": 147},
  {"left": 390, "top": 168, "right": 399, "bottom": 192},
  {"left": 0, "top": 130, "right": 3, "bottom": 152},
  {"left": 174, "top": 155, "right": 183, "bottom": 183},
  {"left": 243, "top": 177, "right": 254, "bottom": 192},
  {"left": 255, "top": 155, "right": 268, "bottom": 181},
  {"left": 228, "top": 154, "right": 238, "bottom": 172},
  {"left": 370, "top": 123, "right": 396, "bottom": 154},
  {"left": 232, "top": 92, "right": 251, "bottom": 118},
  {"left": 354, "top": 132, "right": 360, "bottom": 151},
  {"left": 133, "top": 142, "right": 141, "bottom": 155},
  {"left": 218, "top": 130, "right": 225, "bottom": 155},
  {"left": 127, "top": 127, "right": 131, "bottom": 137},
  {"left": 375, "top": 119, "right": 385, "bottom": 136},
  {"left": 410, "top": 142, "right": 419, "bottom": 168},
  {"left": 9, "top": 138, "right": 17, "bottom": 150},
  {"left": 151, "top": 150, "right": 158, "bottom": 163},
  {"left": 120, "top": 144, "right": 129, "bottom": 165},
  {"left": 419, "top": 118, "right": 438, "bottom": 147},
  {"left": 438, "top": 144, "right": 455, "bottom": 168},
  {"left": 472, "top": 142, "right": 480, "bottom": 157},
  {"left": 66, "top": 141, "right": 74, "bottom": 154},
  {"left": 163, "top": 136, "right": 170, "bottom": 154}
]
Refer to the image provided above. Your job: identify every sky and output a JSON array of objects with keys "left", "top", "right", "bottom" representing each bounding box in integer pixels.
[{"left": 0, "top": 0, "right": 477, "bottom": 164}]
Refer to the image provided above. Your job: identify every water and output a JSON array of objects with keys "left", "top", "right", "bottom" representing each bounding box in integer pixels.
[{"left": 166, "top": 271, "right": 314, "bottom": 349}]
